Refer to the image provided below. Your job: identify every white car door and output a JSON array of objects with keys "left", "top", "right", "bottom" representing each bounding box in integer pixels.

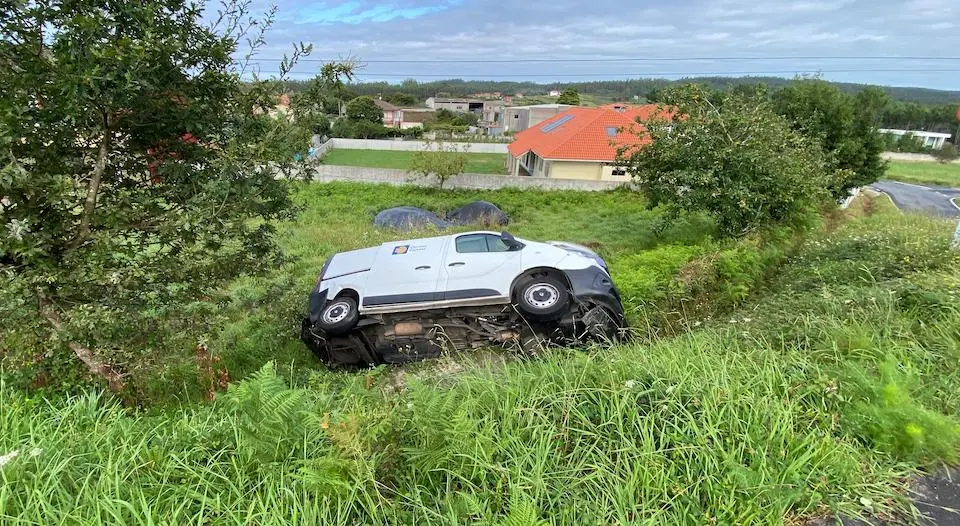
[
  {"left": 441, "top": 233, "right": 522, "bottom": 301},
  {"left": 361, "top": 236, "right": 449, "bottom": 308}
]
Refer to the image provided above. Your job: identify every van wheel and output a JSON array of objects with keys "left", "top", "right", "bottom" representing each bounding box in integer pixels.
[
  {"left": 515, "top": 274, "right": 570, "bottom": 321},
  {"left": 317, "top": 297, "right": 359, "bottom": 335}
]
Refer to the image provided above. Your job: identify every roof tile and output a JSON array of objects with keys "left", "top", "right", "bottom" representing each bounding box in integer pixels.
[{"left": 508, "top": 104, "right": 671, "bottom": 161}]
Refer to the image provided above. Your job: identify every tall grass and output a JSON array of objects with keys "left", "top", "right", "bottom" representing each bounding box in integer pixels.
[{"left": 3, "top": 200, "right": 959, "bottom": 524}]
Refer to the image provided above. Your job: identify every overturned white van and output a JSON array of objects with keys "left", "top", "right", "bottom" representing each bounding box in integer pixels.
[{"left": 300, "top": 231, "right": 625, "bottom": 366}]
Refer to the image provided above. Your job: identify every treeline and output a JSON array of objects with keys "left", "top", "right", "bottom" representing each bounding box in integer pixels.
[{"left": 283, "top": 76, "right": 960, "bottom": 106}]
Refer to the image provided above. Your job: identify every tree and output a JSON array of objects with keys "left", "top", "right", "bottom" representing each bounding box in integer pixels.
[
  {"left": 384, "top": 92, "right": 418, "bottom": 107},
  {"left": 408, "top": 140, "right": 470, "bottom": 189},
  {"left": 345, "top": 96, "right": 384, "bottom": 124},
  {"left": 557, "top": 88, "right": 581, "bottom": 105},
  {"left": 0, "top": 0, "right": 332, "bottom": 391},
  {"left": 435, "top": 108, "right": 479, "bottom": 126},
  {"left": 773, "top": 79, "right": 888, "bottom": 198},
  {"left": 290, "top": 61, "right": 357, "bottom": 130},
  {"left": 619, "top": 84, "right": 832, "bottom": 237}
]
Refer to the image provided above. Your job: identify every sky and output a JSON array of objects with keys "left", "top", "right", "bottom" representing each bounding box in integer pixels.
[{"left": 236, "top": 0, "right": 960, "bottom": 90}]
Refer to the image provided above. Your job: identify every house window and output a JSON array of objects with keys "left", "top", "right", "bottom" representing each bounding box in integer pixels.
[
  {"left": 611, "top": 167, "right": 627, "bottom": 176},
  {"left": 514, "top": 114, "right": 519, "bottom": 119},
  {"left": 606, "top": 126, "right": 618, "bottom": 137}
]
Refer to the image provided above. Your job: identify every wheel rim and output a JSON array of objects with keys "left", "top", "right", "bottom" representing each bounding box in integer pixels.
[
  {"left": 524, "top": 283, "right": 560, "bottom": 309},
  {"left": 322, "top": 301, "right": 351, "bottom": 324}
]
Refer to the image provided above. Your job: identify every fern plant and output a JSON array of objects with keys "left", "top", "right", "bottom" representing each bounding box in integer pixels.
[
  {"left": 227, "top": 362, "right": 315, "bottom": 463},
  {"left": 498, "top": 494, "right": 549, "bottom": 526}
]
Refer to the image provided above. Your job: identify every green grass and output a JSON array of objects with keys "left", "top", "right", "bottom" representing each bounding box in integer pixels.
[
  {"left": 323, "top": 148, "right": 509, "bottom": 174},
  {"left": 3, "top": 192, "right": 960, "bottom": 524},
  {"left": 885, "top": 160, "right": 960, "bottom": 187}
]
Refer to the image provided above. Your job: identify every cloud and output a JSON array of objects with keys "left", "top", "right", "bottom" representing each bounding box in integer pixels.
[{"left": 245, "top": 0, "right": 960, "bottom": 90}]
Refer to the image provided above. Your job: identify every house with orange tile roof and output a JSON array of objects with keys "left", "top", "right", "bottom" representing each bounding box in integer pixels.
[{"left": 507, "top": 103, "right": 670, "bottom": 181}]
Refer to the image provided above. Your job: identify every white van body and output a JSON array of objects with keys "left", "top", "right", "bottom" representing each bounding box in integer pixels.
[{"left": 319, "top": 231, "right": 599, "bottom": 315}]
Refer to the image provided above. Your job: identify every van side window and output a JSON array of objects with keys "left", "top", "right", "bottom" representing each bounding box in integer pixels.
[
  {"left": 456, "top": 234, "right": 513, "bottom": 253},
  {"left": 456, "top": 234, "right": 489, "bottom": 253}
]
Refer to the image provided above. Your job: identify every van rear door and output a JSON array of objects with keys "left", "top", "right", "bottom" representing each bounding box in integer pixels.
[{"left": 360, "top": 236, "right": 449, "bottom": 308}]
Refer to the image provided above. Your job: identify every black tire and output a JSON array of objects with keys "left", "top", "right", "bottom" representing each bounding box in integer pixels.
[
  {"left": 514, "top": 274, "right": 570, "bottom": 321},
  {"left": 317, "top": 296, "right": 359, "bottom": 335}
]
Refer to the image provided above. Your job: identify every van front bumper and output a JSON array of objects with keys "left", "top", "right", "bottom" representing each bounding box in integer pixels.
[{"left": 563, "top": 267, "right": 625, "bottom": 325}]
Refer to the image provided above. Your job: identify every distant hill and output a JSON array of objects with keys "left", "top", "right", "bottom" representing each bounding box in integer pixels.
[{"left": 296, "top": 77, "right": 960, "bottom": 106}]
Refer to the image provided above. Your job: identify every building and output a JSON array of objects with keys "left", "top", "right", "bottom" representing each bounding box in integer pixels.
[
  {"left": 398, "top": 108, "right": 435, "bottom": 129},
  {"left": 425, "top": 97, "right": 484, "bottom": 113},
  {"left": 879, "top": 129, "right": 953, "bottom": 150},
  {"left": 481, "top": 100, "right": 506, "bottom": 135},
  {"left": 503, "top": 104, "right": 574, "bottom": 134},
  {"left": 374, "top": 99, "right": 402, "bottom": 128},
  {"left": 373, "top": 100, "right": 435, "bottom": 129},
  {"left": 507, "top": 104, "right": 669, "bottom": 181},
  {"left": 548, "top": 89, "right": 561, "bottom": 97}
]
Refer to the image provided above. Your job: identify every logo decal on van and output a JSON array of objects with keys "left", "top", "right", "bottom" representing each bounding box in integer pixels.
[{"left": 392, "top": 245, "right": 409, "bottom": 255}]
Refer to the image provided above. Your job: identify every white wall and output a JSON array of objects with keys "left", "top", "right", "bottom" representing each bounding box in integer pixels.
[
  {"left": 296, "top": 165, "right": 625, "bottom": 191},
  {"left": 318, "top": 137, "right": 508, "bottom": 154}
]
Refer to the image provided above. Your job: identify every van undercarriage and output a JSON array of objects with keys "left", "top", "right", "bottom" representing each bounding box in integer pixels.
[{"left": 301, "top": 300, "right": 623, "bottom": 367}]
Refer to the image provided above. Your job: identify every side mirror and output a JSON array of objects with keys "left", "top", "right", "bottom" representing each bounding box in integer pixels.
[{"left": 501, "top": 231, "right": 524, "bottom": 251}]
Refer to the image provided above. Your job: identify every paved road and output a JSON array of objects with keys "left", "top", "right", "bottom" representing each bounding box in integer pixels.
[
  {"left": 870, "top": 180, "right": 960, "bottom": 218},
  {"left": 810, "top": 467, "right": 960, "bottom": 525}
]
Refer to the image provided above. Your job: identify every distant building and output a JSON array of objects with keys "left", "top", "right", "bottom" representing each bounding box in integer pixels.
[
  {"left": 503, "top": 104, "right": 574, "bottom": 134},
  {"left": 375, "top": 99, "right": 434, "bottom": 129},
  {"left": 374, "top": 99, "right": 402, "bottom": 128},
  {"left": 514, "top": 92, "right": 524, "bottom": 98},
  {"left": 425, "top": 97, "right": 484, "bottom": 113},
  {"left": 548, "top": 89, "right": 561, "bottom": 97},
  {"left": 398, "top": 108, "right": 435, "bottom": 129},
  {"left": 481, "top": 100, "right": 506, "bottom": 135},
  {"left": 879, "top": 129, "right": 952, "bottom": 150},
  {"left": 507, "top": 104, "right": 671, "bottom": 181}
]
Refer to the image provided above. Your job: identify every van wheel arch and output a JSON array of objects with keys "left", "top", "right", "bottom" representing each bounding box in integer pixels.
[
  {"left": 510, "top": 267, "right": 572, "bottom": 297},
  {"left": 511, "top": 268, "right": 573, "bottom": 321}
]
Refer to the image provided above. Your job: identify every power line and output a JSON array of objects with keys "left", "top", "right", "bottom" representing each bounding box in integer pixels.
[{"left": 247, "top": 55, "right": 960, "bottom": 64}]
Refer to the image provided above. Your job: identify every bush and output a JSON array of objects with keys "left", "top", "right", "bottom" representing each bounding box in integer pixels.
[
  {"left": 613, "top": 244, "right": 705, "bottom": 309},
  {"left": 933, "top": 144, "right": 959, "bottom": 164},
  {"left": 621, "top": 84, "right": 832, "bottom": 237},
  {"left": 773, "top": 80, "right": 888, "bottom": 198},
  {"left": 887, "top": 132, "right": 932, "bottom": 153}
]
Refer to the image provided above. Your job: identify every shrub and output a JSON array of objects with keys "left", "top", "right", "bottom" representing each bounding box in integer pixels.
[
  {"left": 773, "top": 80, "right": 888, "bottom": 198},
  {"left": 612, "top": 244, "right": 705, "bottom": 309},
  {"left": 933, "top": 144, "right": 959, "bottom": 164},
  {"left": 620, "top": 84, "right": 833, "bottom": 237},
  {"left": 842, "top": 359, "right": 960, "bottom": 463}
]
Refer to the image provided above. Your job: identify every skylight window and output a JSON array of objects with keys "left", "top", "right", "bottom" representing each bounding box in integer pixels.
[
  {"left": 606, "top": 126, "right": 618, "bottom": 137},
  {"left": 541, "top": 114, "right": 574, "bottom": 133}
]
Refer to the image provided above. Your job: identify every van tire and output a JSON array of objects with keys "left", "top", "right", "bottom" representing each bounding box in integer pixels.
[
  {"left": 317, "top": 297, "right": 359, "bottom": 335},
  {"left": 515, "top": 274, "right": 570, "bottom": 321}
]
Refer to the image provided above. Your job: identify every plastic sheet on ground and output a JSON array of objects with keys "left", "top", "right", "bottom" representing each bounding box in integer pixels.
[
  {"left": 374, "top": 206, "right": 450, "bottom": 230},
  {"left": 445, "top": 201, "right": 510, "bottom": 227}
]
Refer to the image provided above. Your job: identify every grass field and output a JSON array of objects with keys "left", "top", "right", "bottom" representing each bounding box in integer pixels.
[
  {"left": 885, "top": 160, "right": 960, "bottom": 187},
  {"left": 323, "top": 148, "right": 508, "bottom": 175},
  {"left": 3, "top": 187, "right": 960, "bottom": 524}
]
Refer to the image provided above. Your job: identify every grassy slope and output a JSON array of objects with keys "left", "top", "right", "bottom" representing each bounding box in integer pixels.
[
  {"left": 323, "top": 149, "right": 509, "bottom": 175},
  {"left": 885, "top": 160, "right": 960, "bottom": 187},
  {"left": 3, "top": 193, "right": 960, "bottom": 525}
]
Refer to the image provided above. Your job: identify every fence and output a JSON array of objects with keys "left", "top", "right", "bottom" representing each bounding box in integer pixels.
[
  {"left": 300, "top": 165, "right": 623, "bottom": 192},
  {"left": 311, "top": 137, "right": 509, "bottom": 154}
]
